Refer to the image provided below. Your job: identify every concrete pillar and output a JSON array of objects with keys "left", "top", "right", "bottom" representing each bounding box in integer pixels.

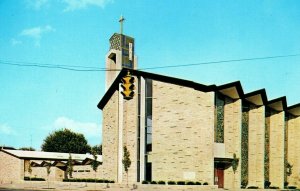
[
  {"left": 287, "top": 116, "right": 300, "bottom": 187},
  {"left": 269, "top": 111, "right": 285, "bottom": 188},
  {"left": 248, "top": 105, "right": 265, "bottom": 188},
  {"left": 224, "top": 99, "right": 242, "bottom": 189}
]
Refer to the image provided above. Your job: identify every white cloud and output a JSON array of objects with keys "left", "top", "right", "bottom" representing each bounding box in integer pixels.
[
  {"left": 10, "top": 38, "right": 22, "bottom": 46},
  {"left": 0, "top": 124, "right": 16, "bottom": 135},
  {"left": 53, "top": 117, "right": 101, "bottom": 138},
  {"left": 62, "top": 0, "right": 113, "bottom": 11},
  {"left": 26, "top": 0, "right": 49, "bottom": 10},
  {"left": 20, "top": 25, "right": 55, "bottom": 46}
]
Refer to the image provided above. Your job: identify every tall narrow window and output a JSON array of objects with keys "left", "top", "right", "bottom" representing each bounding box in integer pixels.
[
  {"left": 145, "top": 79, "right": 152, "bottom": 152},
  {"left": 265, "top": 107, "right": 271, "bottom": 182},
  {"left": 241, "top": 101, "right": 250, "bottom": 187},
  {"left": 284, "top": 113, "right": 292, "bottom": 183},
  {"left": 145, "top": 79, "right": 152, "bottom": 182},
  {"left": 136, "top": 77, "right": 141, "bottom": 182},
  {"left": 215, "top": 93, "right": 225, "bottom": 143}
]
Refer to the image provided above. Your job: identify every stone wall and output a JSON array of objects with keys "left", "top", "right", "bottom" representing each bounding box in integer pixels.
[
  {"left": 72, "top": 165, "right": 104, "bottom": 179},
  {"left": 27, "top": 167, "right": 61, "bottom": 181},
  {"left": 102, "top": 91, "right": 119, "bottom": 182},
  {"left": 248, "top": 106, "right": 265, "bottom": 188},
  {"left": 287, "top": 116, "right": 300, "bottom": 187},
  {"left": 0, "top": 151, "right": 24, "bottom": 184},
  {"left": 224, "top": 98, "right": 242, "bottom": 188},
  {"left": 269, "top": 111, "right": 285, "bottom": 188},
  {"left": 121, "top": 76, "right": 138, "bottom": 184},
  {"left": 150, "top": 80, "right": 215, "bottom": 184}
]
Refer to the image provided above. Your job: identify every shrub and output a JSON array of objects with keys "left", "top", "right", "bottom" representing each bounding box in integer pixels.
[
  {"left": 158, "top": 180, "right": 165, "bottom": 185},
  {"left": 195, "top": 181, "right": 202, "bottom": 185},
  {"left": 109, "top": 180, "right": 115, "bottom": 183},
  {"left": 104, "top": 180, "right": 110, "bottom": 183},
  {"left": 31, "top": 177, "right": 45, "bottom": 181},
  {"left": 97, "top": 179, "right": 104, "bottom": 183},
  {"left": 167, "top": 181, "right": 176, "bottom": 185},
  {"left": 241, "top": 180, "right": 248, "bottom": 188},
  {"left": 284, "top": 181, "right": 289, "bottom": 188},
  {"left": 142, "top": 180, "right": 148, "bottom": 184},
  {"left": 24, "top": 177, "right": 30, "bottom": 181},
  {"left": 150, "top": 181, "right": 157, "bottom": 184},
  {"left": 87, "top": 178, "right": 94, "bottom": 182},
  {"left": 177, "top": 181, "right": 185, "bottom": 185},
  {"left": 264, "top": 181, "right": 271, "bottom": 188},
  {"left": 269, "top": 186, "right": 279, "bottom": 189},
  {"left": 203, "top": 182, "right": 208, "bottom": 185},
  {"left": 186, "top": 181, "right": 195, "bottom": 185},
  {"left": 287, "top": 186, "right": 297, "bottom": 189},
  {"left": 247, "top": 186, "right": 258, "bottom": 189}
]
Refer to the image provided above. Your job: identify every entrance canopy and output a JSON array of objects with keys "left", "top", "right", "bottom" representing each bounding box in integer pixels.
[
  {"left": 214, "top": 157, "right": 233, "bottom": 169},
  {"left": 1, "top": 149, "right": 102, "bottom": 167}
]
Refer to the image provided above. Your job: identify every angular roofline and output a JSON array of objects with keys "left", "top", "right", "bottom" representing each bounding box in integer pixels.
[
  {"left": 286, "top": 103, "right": 300, "bottom": 116},
  {"left": 97, "top": 69, "right": 215, "bottom": 110},
  {"left": 217, "top": 81, "right": 244, "bottom": 99},
  {"left": 244, "top": 89, "right": 268, "bottom": 105},
  {"left": 287, "top": 103, "right": 300, "bottom": 110},
  {"left": 267, "top": 96, "right": 287, "bottom": 111},
  {"left": 97, "top": 69, "right": 299, "bottom": 111},
  {"left": 0, "top": 149, "right": 102, "bottom": 162}
]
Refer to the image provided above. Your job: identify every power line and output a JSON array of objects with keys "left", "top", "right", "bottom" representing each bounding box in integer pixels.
[
  {"left": 139, "top": 53, "right": 300, "bottom": 70},
  {"left": 0, "top": 60, "right": 107, "bottom": 72},
  {"left": 0, "top": 53, "right": 299, "bottom": 72}
]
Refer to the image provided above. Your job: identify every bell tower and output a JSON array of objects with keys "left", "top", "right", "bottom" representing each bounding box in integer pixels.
[{"left": 105, "top": 16, "right": 138, "bottom": 90}]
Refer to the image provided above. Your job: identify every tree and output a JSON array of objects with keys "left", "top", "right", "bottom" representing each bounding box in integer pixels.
[
  {"left": 91, "top": 144, "right": 102, "bottom": 155},
  {"left": 28, "top": 162, "right": 32, "bottom": 187},
  {"left": 122, "top": 146, "right": 131, "bottom": 186},
  {"left": 19, "top": 147, "right": 35, "bottom": 151},
  {"left": 66, "top": 153, "right": 73, "bottom": 190},
  {"left": 66, "top": 153, "right": 73, "bottom": 179},
  {"left": 41, "top": 128, "right": 91, "bottom": 154},
  {"left": 46, "top": 162, "right": 51, "bottom": 189},
  {"left": 91, "top": 149, "right": 100, "bottom": 190}
]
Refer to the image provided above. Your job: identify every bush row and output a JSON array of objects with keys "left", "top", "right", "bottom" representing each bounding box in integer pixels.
[
  {"left": 24, "top": 177, "right": 45, "bottom": 181},
  {"left": 142, "top": 180, "right": 208, "bottom": 185},
  {"left": 63, "top": 178, "right": 114, "bottom": 183}
]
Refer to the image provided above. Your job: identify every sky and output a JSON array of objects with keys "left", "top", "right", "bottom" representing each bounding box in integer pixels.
[{"left": 0, "top": 0, "right": 300, "bottom": 150}]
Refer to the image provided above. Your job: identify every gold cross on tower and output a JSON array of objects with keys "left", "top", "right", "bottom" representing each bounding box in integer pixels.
[{"left": 119, "top": 15, "right": 125, "bottom": 34}]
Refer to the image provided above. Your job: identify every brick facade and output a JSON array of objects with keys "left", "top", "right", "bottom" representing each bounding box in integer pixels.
[
  {"left": 287, "top": 116, "right": 300, "bottom": 187},
  {"left": 224, "top": 98, "right": 242, "bottom": 188},
  {"left": 0, "top": 151, "right": 24, "bottom": 184},
  {"left": 269, "top": 111, "right": 285, "bottom": 188},
  {"left": 150, "top": 80, "right": 214, "bottom": 184},
  {"left": 248, "top": 105, "right": 265, "bottom": 188}
]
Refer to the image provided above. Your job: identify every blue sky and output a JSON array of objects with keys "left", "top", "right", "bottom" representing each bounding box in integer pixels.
[{"left": 0, "top": 0, "right": 300, "bottom": 150}]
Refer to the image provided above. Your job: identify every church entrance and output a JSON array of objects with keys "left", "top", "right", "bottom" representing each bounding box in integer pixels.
[
  {"left": 214, "top": 168, "right": 224, "bottom": 188},
  {"left": 214, "top": 158, "right": 233, "bottom": 188}
]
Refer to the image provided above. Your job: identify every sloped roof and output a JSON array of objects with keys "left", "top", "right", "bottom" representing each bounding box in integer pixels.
[
  {"left": 1, "top": 149, "right": 102, "bottom": 162},
  {"left": 97, "top": 69, "right": 215, "bottom": 109},
  {"left": 97, "top": 68, "right": 299, "bottom": 114}
]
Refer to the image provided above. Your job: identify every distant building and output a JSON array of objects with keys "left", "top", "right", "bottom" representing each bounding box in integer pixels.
[
  {"left": 97, "top": 32, "right": 300, "bottom": 189},
  {"left": 0, "top": 149, "right": 102, "bottom": 184}
]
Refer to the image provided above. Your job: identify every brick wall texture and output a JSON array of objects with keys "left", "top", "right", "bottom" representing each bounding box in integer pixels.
[
  {"left": 224, "top": 98, "right": 242, "bottom": 188},
  {"left": 287, "top": 116, "right": 300, "bottom": 187},
  {"left": 100, "top": 77, "right": 300, "bottom": 189},
  {"left": 269, "top": 111, "right": 285, "bottom": 188},
  {"left": 248, "top": 105, "right": 265, "bottom": 188},
  {"left": 150, "top": 80, "right": 215, "bottom": 184},
  {"left": 102, "top": 91, "right": 119, "bottom": 182},
  {"left": 0, "top": 151, "right": 24, "bottom": 184}
]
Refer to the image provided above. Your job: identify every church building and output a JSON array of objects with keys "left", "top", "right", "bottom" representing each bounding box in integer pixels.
[{"left": 97, "top": 31, "right": 300, "bottom": 189}]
